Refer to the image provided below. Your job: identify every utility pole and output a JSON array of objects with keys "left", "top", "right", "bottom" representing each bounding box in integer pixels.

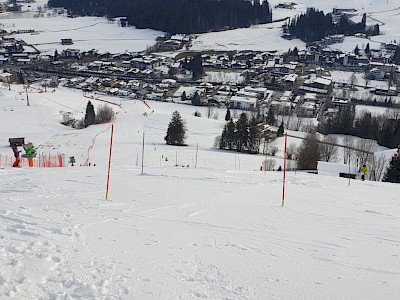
[
  {"left": 282, "top": 132, "right": 287, "bottom": 207},
  {"left": 141, "top": 131, "right": 145, "bottom": 175},
  {"left": 25, "top": 85, "right": 30, "bottom": 106}
]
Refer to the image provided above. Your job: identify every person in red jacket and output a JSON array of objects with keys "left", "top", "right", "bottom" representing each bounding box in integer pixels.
[{"left": 12, "top": 144, "right": 21, "bottom": 167}]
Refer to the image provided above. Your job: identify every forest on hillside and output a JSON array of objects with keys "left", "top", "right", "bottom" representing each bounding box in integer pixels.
[
  {"left": 287, "top": 8, "right": 380, "bottom": 43},
  {"left": 47, "top": 0, "right": 272, "bottom": 34}
]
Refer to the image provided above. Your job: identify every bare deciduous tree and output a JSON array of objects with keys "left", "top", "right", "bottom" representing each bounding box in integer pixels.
[
  {"left": 301, "top": 121, "right": 317, "bottom": 133},
  {"left": 343, "top": 137, "right": 355, "bottom": 164},
  {"left": 354, "top": 138, "right": 374, "bottom": 164},
  {"left": 319, "top": 136, "right": 338, "bottom": 162},
  {"left": 262, "top": 158, "right": 276, "bottom": 171},
  {"left": 286, "top": 143, "right": 297, "bottom": 160},
  {"left": 269, "top": 146, "right": 279, "bottom": 156},
  {"left": 385, "top": 108, "right": 400, "bottom": 120},
  {"left": 207, "top": 105, "right": 214, "bottom": 119},
  {"left": 369, "top": 153, "right": 388, "bottom": 181},
  {"left": 297, "top": 133, "right": 320, "bottom": 170}
]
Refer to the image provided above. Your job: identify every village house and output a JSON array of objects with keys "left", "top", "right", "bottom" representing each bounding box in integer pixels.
[
  {"left": 0, "top": 71, "right": 12, "bottom": 84},
  {"left": 369, "top": 62, "right": 397, "bottom": 73},
  {"left": 367, "top": 68, "right": 385, "bottom": 80},
  {"left": 282, "top": 73, "right": 298, "bottom": 85},
  {"left": 272, "top": 63, "right": 297, "bottom": 76},
  {"left": 318, "top": 35, "right": 345, "bottom": 47},
  {"left": 242, "top": 86, "right": 270, "bottom": 99},
  {"left": 112, "top": 52, "right": 133, "bottom": 60},
  {"left": 172, "top": 86, "right": 205, "bottom": 103},
  {"left": 61, "top": 49, "right": 81, "bottom": 59},
  {"left": 299, "top": 101, "right": 318, "bottom": 117},
  {"left": 228, "top": 95, "right": 257, "bottom": 110},
  {"left": 61, "top": 38, "right": 73, "bottom": 45},
  {"left": 331, "top": 97, "right": 350, "bottom": 108},
  {"left": 130, "top": 55, "right": 161, "bottom": 70},
  {"left": 270, "top": 99, "right": 293, "bottom": 115},
  {"left": 300, "top": 77, "right": 332, "bottom": 95}
]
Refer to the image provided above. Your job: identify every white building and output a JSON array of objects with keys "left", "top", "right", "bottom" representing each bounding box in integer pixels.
[{"left": 229, "top": 95, "right": 257, "bottom": 110}]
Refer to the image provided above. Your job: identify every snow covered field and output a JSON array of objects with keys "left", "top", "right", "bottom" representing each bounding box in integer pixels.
[
  {"left": 191, "top": 0, "right": 400, "bottom": 53},
  {"left": 0, "top": 1, "right": 399, "bottom": 298},
  {"left": 1, "top": 84, "right": 400, "bottom": 299},
  {"left": 1, "top": 0, "right": 398, "bottom": 55},
  {"left": 0, "top": 0, "right": 161, "bottom": 54}
]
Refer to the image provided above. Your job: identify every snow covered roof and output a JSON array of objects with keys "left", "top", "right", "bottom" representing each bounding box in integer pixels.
[
  {"left": 229, "top": 95, "right": 257, "bottom": 104},
  {"left": 313, "top": 77, "right": 332, "bottom": 86}
]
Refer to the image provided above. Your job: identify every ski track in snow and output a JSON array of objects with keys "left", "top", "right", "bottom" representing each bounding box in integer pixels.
[{"left": 1, "top": 164, "right": 399, "bottom": 299}]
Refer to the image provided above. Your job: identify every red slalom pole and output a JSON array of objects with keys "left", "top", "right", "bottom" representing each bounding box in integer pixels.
[
  {"left": 282, "top": 132, "right": 288, "bottom": 207},
  {"left": 106, "top": 124, "right": 115, "bottom": 200}
]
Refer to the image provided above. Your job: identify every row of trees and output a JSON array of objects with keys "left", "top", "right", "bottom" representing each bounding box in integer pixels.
[
  {"left": 219, "top": 113, "right": 261, "bottom": 153},
  {"left": 287, "top": 8, "right": 379, "bottom": 43},
  {"left": 162, "top": 111, "right": 400, "bottom": 183},
  {"left": 219, "top": 113, "right": 284, "bottom": 153},
  {"left": 48, "top": 0, "right": 272, "bottom": 34},
  {"left": 318, "top": 106, "right": 400, "bottom": 149},
  {"left": 393, "top": 46, "right": 400, "bottom": 65},
  {"left": 62, "top": 101, "right": 115, "bottom": 129},
  {"left": 181, "top": 54, "right": 204, "bottom": 80},
  {"left": 84, "top": 101, "right": 115, "bottom": 127},
  {"left": 296, "top": 133, "right": 400, "bottom": 182}
]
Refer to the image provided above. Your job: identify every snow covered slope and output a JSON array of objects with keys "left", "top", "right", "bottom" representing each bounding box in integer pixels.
[{"left": 0, "top": 84, "right": 400, "bottom": 299}]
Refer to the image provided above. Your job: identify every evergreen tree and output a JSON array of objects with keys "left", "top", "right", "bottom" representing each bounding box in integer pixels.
[
  {"left": 393, "top": 46, "right": 400, "bottom": 64},
  {"left": 354, "top": 45, "right": 360, "bottom": 56},
  {"left": 235, "top": 113, "right": 249, "bottom": 152},
  {"left": 220, "top": 124, "right": 229, "bottom": 149},
  {"left": 225, "top": 109, "right": 231, "bottom": 122},
  {"left": 382, "top": 155, "right": 400, "bottom": 183},
  {"left": 277, "top": 122, "right": 284, "bottom": 137},
  {"left": 220, "top": 118, "right": 237, "bottom": 150},
  {"left": 191, "top": 92, "right": 201, "bottom": 106},
  {"left": 248, "top": 116, "right": 261, "bottom": 153},
  {"left": 226, "top": 118, "right": 236, "bottom": 150},
  {"left": 17, "top": 71, "right": 24, "bottom": 84},
  {"left": 365, "top": 43, "right": 370, "bottom": 55},
  {"left": 372, "top": 24, "right": 380, "bottom": 36},
  {"left": 265, "top": 106, "right": 276, "bottom": 125},
  {"left": 361, "top": 13, "right": 366, "bottom": 27},
  {"left": 292, "top": 46, "right": 298, "bottom": 56},
  {"left": 181, "top": 91, "right": 187, "bottom": 102},
  {"left": 187, "top": 54, "right": 204, "bottom": 79},
  {"left": 165, "top": 111, "right": 187, "bottom": 145},
  {"left": 84, "top": 101, "right": 96, "bottom": 127},
  {"left": 54, "top": 49, "right": 59, "bottom": 61},
  {"left": 48, "top": 0, "right": 272, "bottom": 35}
]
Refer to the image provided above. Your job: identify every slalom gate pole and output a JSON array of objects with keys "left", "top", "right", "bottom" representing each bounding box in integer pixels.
[
  {"left": 195, "top": 143, "right": 198, "bottom": 169},
  {"left": 282, "top": 132, "right": 288, "bottom": 207},
  {"left": 348, "top": 151, "right": 351, "bottom": 187},
  {"left": 106, "top": 124, "right": 115, "bottom": 200},
  {"left": 141, "top": 131, "right": 145, "bottom": 175}
]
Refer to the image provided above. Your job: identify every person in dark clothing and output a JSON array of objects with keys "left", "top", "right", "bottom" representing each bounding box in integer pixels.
[{"left": 12, "top": 144, "right": 21, "bottom": 167}]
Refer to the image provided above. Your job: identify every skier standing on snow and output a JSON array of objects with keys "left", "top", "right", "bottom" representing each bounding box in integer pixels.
[
  {"left": 12, "top": 144, "right": 21, "bottom": 167},
  {"left": 359, "top": 164, "right": 368, "bottom": 181}
]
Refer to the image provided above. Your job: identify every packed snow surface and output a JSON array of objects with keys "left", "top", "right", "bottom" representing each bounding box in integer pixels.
[
  {"left": 0, "top": 0, "right": 399, "bottom": 298},
  {"left": 0, "top": 85, "right": 400, "bottom": 299}
]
